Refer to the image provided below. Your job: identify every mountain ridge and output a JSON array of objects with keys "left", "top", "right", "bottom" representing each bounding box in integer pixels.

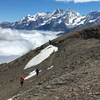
[
  {"left": 0, "top": 25, "right": 100, "bottom": 99},
  {"left": 0, "top": 9, "right": 100, "bottom": 31}
]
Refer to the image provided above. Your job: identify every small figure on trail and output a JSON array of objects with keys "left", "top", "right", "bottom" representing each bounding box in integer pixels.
[
  {"left": 49, "top": 40, "right": 52, "bottom": 45},
  {"left": 20, "top": 76, "right": 24, "bottom": 87},
  {"left": 49, "top": 40, "right": 56, "bottom": 46},
  {"left": 35, "top": 68, "right": 39, "bottom": 76}
]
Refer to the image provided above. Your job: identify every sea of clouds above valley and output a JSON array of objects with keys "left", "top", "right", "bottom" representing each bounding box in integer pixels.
[{"left": 0, "top": 28, "right": 60, "bottom": 63}]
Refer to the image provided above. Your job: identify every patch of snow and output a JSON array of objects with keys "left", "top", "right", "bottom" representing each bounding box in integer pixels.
[
  {"left": 36, "top": 12, "right": 47, "bottom": 16},
  {"left": 89, "top": 19, "right": 96, "bottom": 23},
  {"left": 65, "top": 16, "right": 86, "bottom": 27},
  {"left": 72, "top": 16, "right": 86, "bottom": 25},
  {"left": 20, "top": 15, "right": 36, "bottom": 22},
  {"left": 24, "top": 45, "right": 58, "bottom": 69},
  {"left": 8, "top": 98, "right": 13, "bottom": 100},
  {"left": 24, "top": 70, "right": 36, "bottom": 80},
  {"left": 27, "top": 16, "right": 36, "bottom": 22},
  {"left": 47, "top": 65, "right": 54, "bottom": 70},
  {"left": 24, "top": 70, "right": 41, "bottom": 80},
  {"left": 39, "top": 20, "right": 48, "bottom": 26},
  {"left": 58, "top": 20, "right": 62, "bottom": 24}
]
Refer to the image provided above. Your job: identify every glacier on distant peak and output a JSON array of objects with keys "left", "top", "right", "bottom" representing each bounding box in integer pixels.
[{"left": 0, "top": 9, "right": 100, "bottom": 31}]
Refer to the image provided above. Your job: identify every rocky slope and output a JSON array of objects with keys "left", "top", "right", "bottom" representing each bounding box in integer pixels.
[{"left": 0, "top": 25, "right": 100, "bottom": 100}]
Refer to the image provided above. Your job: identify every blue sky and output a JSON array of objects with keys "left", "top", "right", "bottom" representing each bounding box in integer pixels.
[{"left": 0, "top": 0, "right": 100, "bottom": 22}]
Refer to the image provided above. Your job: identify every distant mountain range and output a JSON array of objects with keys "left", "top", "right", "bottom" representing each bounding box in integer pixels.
[{"left": 0, "top": 9, "right": 100, "bottom": 31}]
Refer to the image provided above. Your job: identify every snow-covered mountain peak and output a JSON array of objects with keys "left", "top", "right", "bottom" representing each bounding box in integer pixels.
[
  {"left": 88, "top": 10, "right": 100, "bottom": 16},
  {"left": 52, "top": 9, "right": 65, "bottom": 15},
  {"left": 18, "top": 14, "right": 35, "bottom": 24},
  {"left": 65, "top": 10, "right": 80, "bottom": 17},
  {"left": 51, "top": 9, "right": 80, "bottom": 19},
  {"left": 0, "top": 9, "right": 100, "bottom": 31},
  {"left": 84, "top": 11, "right": 100, "bottom": 23},
  {"left": 24, "top": 16, "right": 35, "bottom": 22},
  {"left": 14, "top": 9, "right": 83, "bottom": 30},
  {"left": 35, "top": 12, "right": 47, "bottom": 17},
  {"left": 87, "top": 11, "right": 100, "bottom": 20},
  {"left": 33, "top": 12, "right": 48, "bottom": 21}
]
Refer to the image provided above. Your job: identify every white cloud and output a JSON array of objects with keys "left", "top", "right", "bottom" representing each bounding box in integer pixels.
[
  {"left": 56, "top": 0, "right": 100, "bottom": 3},
  {"left": 0, "top": 28, "right": 60, "bottom": 63}
]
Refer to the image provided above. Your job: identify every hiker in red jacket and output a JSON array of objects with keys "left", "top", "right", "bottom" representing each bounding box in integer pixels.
[{"left": 20, "top": 76, "right": 24, "bottom": 87}]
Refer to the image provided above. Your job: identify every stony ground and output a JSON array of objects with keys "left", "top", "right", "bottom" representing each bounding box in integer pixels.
[{"left": 0, "top": 26, "right": 100, "bottom": 100}]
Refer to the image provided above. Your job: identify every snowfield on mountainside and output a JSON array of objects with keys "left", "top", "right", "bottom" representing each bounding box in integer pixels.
[{"left": 24, "top": 45, "right": 58, "bottom": 69}]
